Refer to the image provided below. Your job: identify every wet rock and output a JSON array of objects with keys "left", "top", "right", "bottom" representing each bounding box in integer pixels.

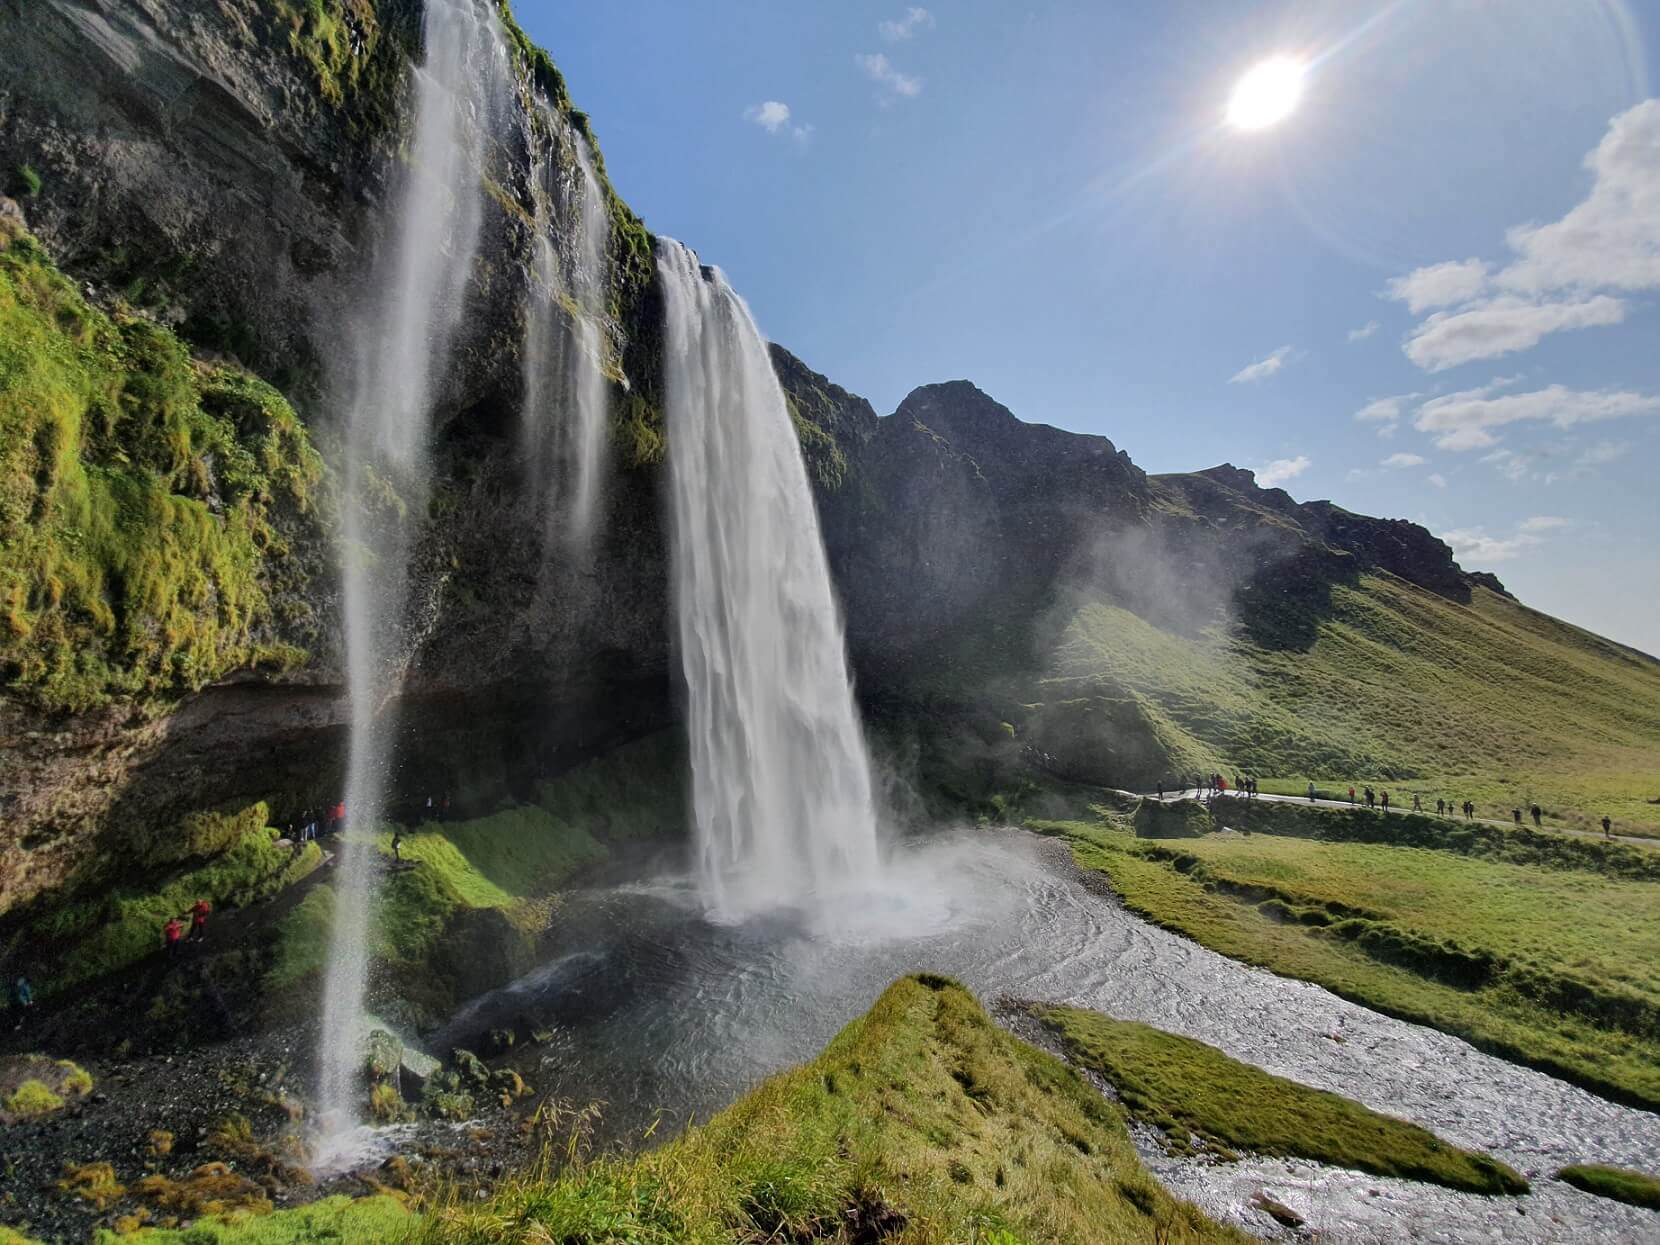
[
  {"left": 365, "top": 1030, "right": 402, "bottom": 1081},
  {"left": 449, "top": 1049, "right": 489, "bottom": 1090}
]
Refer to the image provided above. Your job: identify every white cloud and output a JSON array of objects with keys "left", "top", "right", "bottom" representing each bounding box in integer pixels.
[
  {"left": 1444, "top": 527, "right": 1539, "bottom": 564},
  {"left": 1353, "top": 393, "right": 1418, "bottom": 437},
  {"left": 1498, "top": 100, "right": 1660, "bottom": 295},
  {"left": 879, "top": 6, "right": 935, "bottom": 41},
  {"left": 1414, "top": 383, "right": 1660, "bottom": 450},
  {"left": 1385, "top": 259, "right": 1490, "bottom": 314},
  {"left": 1403, "top": 294, "right": 1626, "bottom": 372},
  {"left": 1428, "top": 472, "right": 1448, "bottom": 489},
  {"left": 1382, "top": 452, "right": 1426, "bottom": 468},
  {"left": 1347, "top": 320, "right": 1380, "bottom": 342},
  {"left": 743, "top": 101, "right": 813, "bottom": 143},
  {"left": 744, "top": 100, "right": 791, "bottom": 134},
  {"left": 1257, "top": 455, "right": 1311, "bottom": 489},
  {"left": 1386, "top": 101, "right": 1660, "bottom": 371},
  {"left": 856, "top": 52, "right": 923, "bottom": 101},
  {"left": 1229, "top": 345, "right": 1293, "bottom": 384},
  {"left": 1520, "top": 515, "right": 1571, "bottom": 532},
  {"left": 1577, "top": 439, "right": 1629, "bottom": 468}
]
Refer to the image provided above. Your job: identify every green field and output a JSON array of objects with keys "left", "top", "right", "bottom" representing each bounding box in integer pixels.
[
  {"left": 1040, "top": 573, "right": 1660, "bottom": 836},
  {"left": 1034, "top": 813, "right": 1660, "bottom": 1109},
  {"left": 1036, "top": 1007, "right": 1525, "bottom": 1195}
]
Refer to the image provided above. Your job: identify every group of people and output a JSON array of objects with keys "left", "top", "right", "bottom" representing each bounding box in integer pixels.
[
  {"left": 161, "top": 898, "right": 213, "bottom": 958},
  {"left": 1157, "top": 773, "right": 1621, "bottom": 840},
  {"left": 289, "top": 800, "right": 347, "bottom": 844},
  {"left": 1157, "top": 773, "right": 1262, "bottom": 799}
]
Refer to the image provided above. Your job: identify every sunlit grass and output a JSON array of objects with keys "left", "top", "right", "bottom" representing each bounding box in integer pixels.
[
  {"left": 1038, "top": 818, "right": 1660, "bottom": 1108},
  {"left": 1038, "top": 1007, "right": 1526, "bottom": 1194}
]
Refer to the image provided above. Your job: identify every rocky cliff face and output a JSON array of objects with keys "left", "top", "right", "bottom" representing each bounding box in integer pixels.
[{"left": 0, "top": 0, "right": 1502, "bottom": 917}]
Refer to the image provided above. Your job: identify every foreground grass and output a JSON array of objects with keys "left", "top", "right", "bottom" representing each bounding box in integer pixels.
[
  {"left": 98, "top": 1194, "right": 412, "bottom": 1243},
  {"left": 108, "top": 978, "right": 1247, "bottom": 1244},
  {"left": 1555, "top": 1164, "right": 1660, "bottom": 1211},
  {"left": 1043, "top": 574, "right": 1660, "bottom": 836},
  {"left": 1037, "top": 1007, "right": 1526, "bottom": 1194},
  {"left": 1039, "top": 818, "right": 1660, "bottom": 1109}
]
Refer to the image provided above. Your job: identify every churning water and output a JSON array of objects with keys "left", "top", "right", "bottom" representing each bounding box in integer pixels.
[
  {"left": 439, "top": 828, "right": 1660, "bottom": 1243},
  {"left": 522, "top": 109, "right": 611, "bottom": 554},
  {"left": 657, "top": 240, "right": 881, "bottom": 921},
  {"left": 317, "top": 0, "right": 512, "bottom": 1156}
]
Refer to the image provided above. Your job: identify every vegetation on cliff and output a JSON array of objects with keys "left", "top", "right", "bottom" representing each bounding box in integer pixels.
[
  {"left": 0, "top": 222, "right": 325, "bottom": 713},
  {"left": 1555, "top": 1163, "right": 1660, "bottom": 1211},
  {"left": 1036, "top": 1006, "right": 1526, "bottom": 1194},
  {"left": 1034, "top": 810, "right": 1660, "bottom": 1109}
]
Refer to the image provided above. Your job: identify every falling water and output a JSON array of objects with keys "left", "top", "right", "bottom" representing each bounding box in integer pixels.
[
  {"left": 522, "top": 111, "right": 611, "bottom": 553},
  {"left": 316, "top": 0, "right": 511, "bottom": 1156},
  {"left": 657, "top": 239, "right": 881, "bottom": 921}
]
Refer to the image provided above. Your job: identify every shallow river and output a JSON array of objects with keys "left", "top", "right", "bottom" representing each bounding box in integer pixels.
[{"left": 435, "top": 828, "right": 1660, "bottom": 1242}]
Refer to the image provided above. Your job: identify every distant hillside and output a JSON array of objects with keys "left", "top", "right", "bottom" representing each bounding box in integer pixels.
[{"left": 775, "top": 349, "right": 1660, "bottom": 837}]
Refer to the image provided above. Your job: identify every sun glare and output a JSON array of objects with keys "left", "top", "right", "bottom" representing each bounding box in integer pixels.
[{"left": 1226, "top": 56, "right": 1307, "bottom": 131}]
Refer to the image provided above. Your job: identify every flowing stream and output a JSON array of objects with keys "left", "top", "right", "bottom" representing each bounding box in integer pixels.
[
  {"left": 437, "top": 828, "right": 1660, "bottom": 1243},
  {"left": 317, "top": 0, "right": 511, "bottom": 1158},
  {"left": 522, "top": 110, "right": 611, "bottom": 554},
  {"left": 657, "top": 239, "right": 881, "bottom": 921}
]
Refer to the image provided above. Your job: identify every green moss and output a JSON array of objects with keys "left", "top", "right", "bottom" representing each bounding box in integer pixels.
[
  {"left": 1040, "top": 1006, "right": 1527, "bottom": 1195},
  {"left": 266, "top": 884, "right": 334, "bottom": 991},
  {"left": 615, "top": 389, "right": 666, "bottom": 468},
  {"left": 12, "top": 164, "right": 41, "bottom": 198},
  {"left": 0, "top": 228, "right": 324, "bottom": 712},
  {"left": 271, "top": 0, "right": 395, "bottom": 118},
  {"left": 1555, "top": 1163, "right": 1660, "bottom": 1211},
  {"left": 4, "top": 1078, "right": 65, "bottom": 1117},
  {"left": 56, "top": 1059, "right": 94, "bottom": 1097}
]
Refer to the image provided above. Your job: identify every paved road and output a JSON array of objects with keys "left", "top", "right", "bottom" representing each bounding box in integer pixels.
[{"left": 1135, "top": 787, "right": 1659, "bottom": 850}]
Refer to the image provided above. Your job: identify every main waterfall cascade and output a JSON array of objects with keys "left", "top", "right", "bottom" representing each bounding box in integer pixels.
[
  {"left": 316, "top": 0, "right": 513, "bottom": 1155},
  {"left": 657, "top": 239, "right": 882, "bottom": 922},
  {"left": 522, "top": 107, "right": 611, "bottom": 554}
]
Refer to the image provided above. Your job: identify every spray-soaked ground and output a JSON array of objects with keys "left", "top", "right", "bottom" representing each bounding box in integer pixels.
[{"left": 435, "top": 828, "right": 1659, "bottom": 1242}]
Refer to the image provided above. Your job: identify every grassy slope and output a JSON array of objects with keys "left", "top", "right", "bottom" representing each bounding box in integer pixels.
[
  {"left": 1038, "top": 1007, "right": 1526, "bottom": 1195},
  {"left": 119, "top": 978, "right": 1248, "bottom": 1245},
  {"left": 1044, "top": 574, "right": 1660, "bottom": 836},
  {"left": 1036, "top": 818, "right": 1660, "bottom": 1109},
  {"left": 1556, "top": 1164, "right": 1660, "bottom": 1212}
]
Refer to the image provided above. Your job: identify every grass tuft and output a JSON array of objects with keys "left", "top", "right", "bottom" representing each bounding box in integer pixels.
[
  {"left": 1555, "top": 1163, "right": 1660, "bottom": 1211},
  {"left": 1039, "top": 1006, "right": 1528, "bottom": 1195}
]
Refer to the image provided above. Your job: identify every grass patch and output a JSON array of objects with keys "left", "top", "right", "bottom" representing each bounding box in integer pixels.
[
  {"left": 409, "top": 975, "right": 1247, "bottom": 1244},
  {"left": 0, "top": 1055, "right": 92, "bottom": 1121},
  {"left": 0, "top": 226, "right": 324, "bottom": 712},
  {"left": 95, "top": 1193, "right": 412, "bottom": 1243},
  {"left": 1555, "top": 1163, "right": 1660, "bottom": 1211},
  {"left": 1040, "top": 819, "right": 1660, "bottom": 1109},
  {"left": 1041, "top": 575, "right": 1660, "bottom": 836},
  {"left": 1038, "top": 1006, "right": 1526, "bottom": 1194}
]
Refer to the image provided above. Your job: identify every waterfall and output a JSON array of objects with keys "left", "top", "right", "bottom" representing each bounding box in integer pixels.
[
  {"left": 522, "top": 112, "right": 611, "bottom": 553},
  {"left": 657, "top": 239, "right": 881, "bottom": 922},
  {"left": 316, "top": 0, "right": 511, "bottom": 1154}
]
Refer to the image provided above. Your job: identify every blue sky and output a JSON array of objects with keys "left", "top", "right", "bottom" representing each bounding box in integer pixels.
[{"left": 517, "top": 0, "right": 1659, "bottom": 656}]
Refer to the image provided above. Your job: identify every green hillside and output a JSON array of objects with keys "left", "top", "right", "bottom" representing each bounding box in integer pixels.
[{"left": 1039, "top": 573, "right": 1660, "bottom": 836}]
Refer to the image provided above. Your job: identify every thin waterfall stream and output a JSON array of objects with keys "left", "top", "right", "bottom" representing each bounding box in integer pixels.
[
  {"left": 315, "top": 0, "right": 512, "bottom": 1163},
  {"left": 522, "top": 111, "right": 611, "bottom": 554}
]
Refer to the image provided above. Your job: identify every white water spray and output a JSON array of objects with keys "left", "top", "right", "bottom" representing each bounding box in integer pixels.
[
  {"left": 522, "top": 112, "right": 611, "bottom": 552},
  {"left": 316, "top": 0, "right": 511, "bottom": 1154},
  {"left": 657, "top": 239, "right": 881, "bottom": 921}
]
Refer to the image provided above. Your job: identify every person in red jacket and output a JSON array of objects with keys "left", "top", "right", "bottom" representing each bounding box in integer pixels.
[
  {"left": 163, "top": 916, "right": 184, "bottom": 959},
  {"left": 190, "top": 898, "right": 212, "bottom": 941}
]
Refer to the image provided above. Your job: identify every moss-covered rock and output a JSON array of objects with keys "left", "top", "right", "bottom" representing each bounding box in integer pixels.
[
  {"left": 0, "top": 1054, "right": 93, "bottom": 1122},
  {"left": 0, "top": 228, "right": 325, "bottom": 714}
]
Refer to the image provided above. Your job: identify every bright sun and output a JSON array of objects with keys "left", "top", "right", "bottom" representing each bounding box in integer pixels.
[{"left": 1226, "top": 56, "right": 1307, "bottom": 131}]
